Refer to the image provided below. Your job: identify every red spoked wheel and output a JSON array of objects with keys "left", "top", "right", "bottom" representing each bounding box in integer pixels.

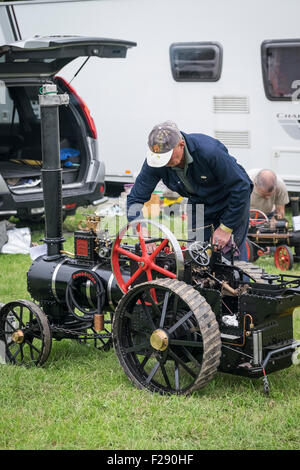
[
  {"left": 249, "top": 209, "right": 269, "bottom": 227},
  {"left": 111, "top": 219, "right": 184, "bottom": 294},
  {"left": 274, "top": 245, "right": 294, "bottom": 271}
]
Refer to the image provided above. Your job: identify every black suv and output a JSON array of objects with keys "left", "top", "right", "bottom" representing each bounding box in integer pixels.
[{"left": 0, "top": 36, "right": 136, "bottom": 221}]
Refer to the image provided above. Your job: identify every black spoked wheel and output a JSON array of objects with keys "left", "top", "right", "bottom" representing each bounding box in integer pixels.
[
  {"left": 113, "top": 279, "right": 222, "bottom": 395},
  {"left": 0, "top": 300, "right": 52, "bottom": 366},
  {"left": 77, "top": 311, "right": 113, "bottom": 351}
]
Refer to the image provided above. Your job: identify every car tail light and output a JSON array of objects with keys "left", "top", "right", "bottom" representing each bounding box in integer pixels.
[
  {"left": 65, "top": 203, "right": 77, "bottom": 210},
  {"left": 100, "top": 184, "right": 104, "bottom": 193},
  {"left": 55, "top": 76, "right": 97, "bottom": 139}
]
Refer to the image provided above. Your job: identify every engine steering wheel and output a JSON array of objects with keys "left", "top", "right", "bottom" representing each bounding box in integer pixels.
[
  {"left": 249, "top": 208, "right": 269, "bottom": 227},
  {"left": 111, "top": 219, "right": 185, "bottom": 294}
]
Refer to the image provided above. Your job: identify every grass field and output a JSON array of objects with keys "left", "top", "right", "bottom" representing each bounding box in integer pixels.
[{"left": 0, "top": 210, "right": 299, "bottom": 450}]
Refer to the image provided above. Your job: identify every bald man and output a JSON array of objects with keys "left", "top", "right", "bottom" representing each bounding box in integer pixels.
[{"left": 248, "top": 168, "right": 289, "bottom": 218}]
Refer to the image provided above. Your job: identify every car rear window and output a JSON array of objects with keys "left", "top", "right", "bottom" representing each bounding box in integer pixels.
[{"left": 0, "top": 84, "right": 42, "bottom": 126}]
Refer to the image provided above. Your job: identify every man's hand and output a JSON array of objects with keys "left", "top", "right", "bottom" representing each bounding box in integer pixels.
[
  {"left": 275, "top": 204, "right": 285, "bottom": 219},
  {"left": 212, "top": 226, "right": 232, "bottom": 250}
]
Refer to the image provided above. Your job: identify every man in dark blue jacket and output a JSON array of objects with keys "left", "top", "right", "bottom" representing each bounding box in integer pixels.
[{"left": 127, "top": 121, "right": 253, "bottom": 260}]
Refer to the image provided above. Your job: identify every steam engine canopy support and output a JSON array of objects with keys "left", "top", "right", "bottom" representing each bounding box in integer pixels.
[{"left": 39, "top": 84, "right": 69, "bottom": 259}]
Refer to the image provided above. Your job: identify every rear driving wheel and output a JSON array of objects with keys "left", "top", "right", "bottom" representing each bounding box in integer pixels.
[
  {"left": 274, "top": 245, "right": 294, "bottom": 271},
  {"left": 113, "top": 278, "right": 222, "bottom": 395}
]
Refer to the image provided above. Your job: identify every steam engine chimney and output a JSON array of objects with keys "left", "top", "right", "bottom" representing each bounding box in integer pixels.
[{"left": 39, "top": 84, "right": 69, "bottom": 259}]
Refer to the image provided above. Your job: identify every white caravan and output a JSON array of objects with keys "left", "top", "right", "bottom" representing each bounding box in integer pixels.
[{"left": 1, "top": 0, "right": 300, "bottom": 194}]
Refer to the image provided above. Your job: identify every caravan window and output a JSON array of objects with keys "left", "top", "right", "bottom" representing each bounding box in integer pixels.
[
  {"left": 170, "top": 42, "right": 222, "bottom": 82},
  {"left": 262, "top": 40, "right": 300, "bottom": 100}
]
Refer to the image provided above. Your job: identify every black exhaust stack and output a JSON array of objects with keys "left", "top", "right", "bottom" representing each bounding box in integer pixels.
[{"left": 39, "top": 84, "right": 69, "bottom": 259}]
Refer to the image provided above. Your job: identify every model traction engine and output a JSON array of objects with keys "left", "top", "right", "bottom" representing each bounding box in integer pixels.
[
  {"left": 246, "top": 201, "right": 300, "bottom": 271},
  {"left": 0, "top": 84, "right": 300, "bottom": 396}
]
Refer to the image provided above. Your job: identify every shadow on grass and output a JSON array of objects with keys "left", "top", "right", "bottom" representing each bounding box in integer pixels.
[
  {"left": 45, "top": 338, "right": 113, "bottom": 365},
  {"left": 36, "top": 338, "right": 300, "bottom": 400}
]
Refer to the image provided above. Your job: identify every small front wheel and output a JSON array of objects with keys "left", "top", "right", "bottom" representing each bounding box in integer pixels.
[{"left": 0, "top": 300, "right": 52, "bottom": 366}]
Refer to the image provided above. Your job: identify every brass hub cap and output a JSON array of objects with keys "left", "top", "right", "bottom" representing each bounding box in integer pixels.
[
  {"left": 150, "top": 329, "right": 169, "bottom": 351},
  {"left": 12, "top": 330, "right": 24, "bottom": 344}
]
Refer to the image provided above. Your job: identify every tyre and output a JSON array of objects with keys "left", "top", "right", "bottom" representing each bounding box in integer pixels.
[
  {"left": 0, "top": 300, "right": 52, "bottom": 366},
  {"left": 113, "top": 278, "right": 222, "bottom": 395},
  {"left": 274, "top": 245, "right": 294, "bottom": 271}
]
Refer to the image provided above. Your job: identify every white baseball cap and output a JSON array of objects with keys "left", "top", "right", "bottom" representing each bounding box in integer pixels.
[{"left": 146, "top": 121, "right": 181, "bottom": 168}]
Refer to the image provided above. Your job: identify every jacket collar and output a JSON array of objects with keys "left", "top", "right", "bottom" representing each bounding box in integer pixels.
[{"left": 180, "top": 131, "right": 196, "bottom": 153}]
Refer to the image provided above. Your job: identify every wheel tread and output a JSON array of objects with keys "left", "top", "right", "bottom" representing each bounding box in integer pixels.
[{"left": 113, "top": 278, "right": 222, "bottom": 395}]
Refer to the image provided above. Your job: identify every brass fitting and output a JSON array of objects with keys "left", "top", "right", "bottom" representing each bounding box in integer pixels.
[
  {"left": 94, "top": 313, "right": 104, "bottom": 332},
  {"left": 12, "top": 330, "right": 24, "bottom": 344},
  {"left": 150, "top": 329, "right": 169, "bottom": 351},
  {"left": 78, "top": 215, "right": 102, "bottom": 234}
]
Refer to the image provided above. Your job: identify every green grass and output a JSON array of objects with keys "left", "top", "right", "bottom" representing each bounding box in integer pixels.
[{"left": 0, "top": 210, "right": 300, "bottom": 450}]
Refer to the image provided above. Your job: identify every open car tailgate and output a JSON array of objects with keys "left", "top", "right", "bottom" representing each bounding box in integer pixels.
[{"left": 0, "top": 35, "right": 137, "bottom": 78}]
